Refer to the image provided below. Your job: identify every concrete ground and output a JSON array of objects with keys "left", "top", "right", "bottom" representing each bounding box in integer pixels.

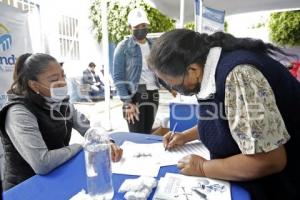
[{"left": 70, "top": 90, "right": 174, "bottom": 143}]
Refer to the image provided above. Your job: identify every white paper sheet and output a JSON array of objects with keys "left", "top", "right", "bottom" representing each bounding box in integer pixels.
[
  {"left": 112, "top": 141, "right": 210, "bottom": 176},
  {"left": 153, "top": 173, "right": 231, "bottom": 200},
  {"left": 112, "top": 141, "right": 161, "bottom": 177},
  {"left": 161, "top": 141, "right": 210, "bottom": 166}
]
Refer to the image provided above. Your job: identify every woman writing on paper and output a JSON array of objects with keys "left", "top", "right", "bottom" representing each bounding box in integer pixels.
[
  {"left": 0, "top": 53, "right": 123, "bottom": 191},
  {"left": 148, "top": 29, "right": 300, "bottom": 200}
]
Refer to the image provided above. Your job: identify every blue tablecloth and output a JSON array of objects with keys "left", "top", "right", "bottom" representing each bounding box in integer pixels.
[{"left": 3, "top": 132, "right": 251, "bottom": 200}]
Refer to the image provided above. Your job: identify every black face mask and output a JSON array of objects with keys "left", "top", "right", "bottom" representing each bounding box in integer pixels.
[
  {"left": 173, "top": 82, "right": 201, "bottom": 96},
  {"left": 133, "top": 28, "right": 148, "bottom": 40}
]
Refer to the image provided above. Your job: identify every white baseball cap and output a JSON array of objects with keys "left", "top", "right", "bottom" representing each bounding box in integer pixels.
[{"left": 127, "top": 8, "right": 150, "bottom": 27}]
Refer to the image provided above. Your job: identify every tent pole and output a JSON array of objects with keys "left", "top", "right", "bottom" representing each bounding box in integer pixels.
[
  {"left": 179, "top": 0, "right": 185, "bottom": 28},
  {"left": 101, "top": 0, "right": 112, "bottom": 131},
  {"left": 195, "top": 0, "right": 203, "bottom": 32}
]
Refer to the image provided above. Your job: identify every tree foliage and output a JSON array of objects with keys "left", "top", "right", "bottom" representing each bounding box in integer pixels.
[
  {"left": 89, "top": 0, "right": 175, "bottom": 44},
  {"left": 184, "top": 21, "right": 228, "bottom": 32},
  {"left": 269, "top": 10, "right": 300, "bottom": 46},
  {"left": 184, "top": 22, "right": 195, "bottom": 30}
]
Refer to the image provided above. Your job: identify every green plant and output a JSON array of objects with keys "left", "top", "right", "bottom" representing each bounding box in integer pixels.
[
  {"left": 224, "top": 21, "right": 228, "bottom": 32},
  {"left": 89, "top": 0, "right": 175, "bottom": 44},
  {"left": 269, "top": 10, "right": 300, "bottom": 46},
  {"left": 184, "top": 21, "right": 228, "bottom": 32},
  {"left": 184, "top": 22, "right": 195, "bottom": 30}
]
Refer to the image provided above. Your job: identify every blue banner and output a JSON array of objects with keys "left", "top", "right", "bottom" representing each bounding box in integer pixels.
[{"left": 0, "top": 4, "right": 32, "bottom": 108}]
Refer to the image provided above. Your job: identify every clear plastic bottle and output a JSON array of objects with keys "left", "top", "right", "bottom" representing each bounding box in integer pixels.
[{"left": 84, "top": 127, "right": 114, "bottom": 200}]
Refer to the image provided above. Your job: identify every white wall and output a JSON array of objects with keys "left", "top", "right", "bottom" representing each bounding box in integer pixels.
[
  {"left": 38, "top": 0, "right": 103, "bottom": 78},
  {"left": 78, "top": 0, "right": 103, "bottom": 74},
  {"left": 226, "top": 11, "right": 271, "bottom": 42}
]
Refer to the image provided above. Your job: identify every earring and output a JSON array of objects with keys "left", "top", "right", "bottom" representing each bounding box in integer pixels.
[{"left": 36, "top": 91, "right": 39, "bottom": 94}]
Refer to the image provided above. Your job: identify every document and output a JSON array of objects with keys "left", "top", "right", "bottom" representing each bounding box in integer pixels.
[
  {"left": 112, "top": 141, "right": 210, "bottom": 176},
  {"left": 153, "top": 173, "right": 231, "bottom": 200},
  {"left": 161, "top": 141, "right": 210, "bottom": 166},
  {"left": 112, "top": 141, "right": 161, "bottom": 177}
]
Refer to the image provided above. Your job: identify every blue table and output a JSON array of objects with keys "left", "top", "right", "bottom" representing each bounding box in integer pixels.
[{"left": 3, "top": 132, "right": 250, "bottom": 200}]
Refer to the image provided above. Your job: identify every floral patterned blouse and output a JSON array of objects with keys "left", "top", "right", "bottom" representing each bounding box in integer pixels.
[{"left": 224, "top": 64, "right": 290, "bottom": 154}]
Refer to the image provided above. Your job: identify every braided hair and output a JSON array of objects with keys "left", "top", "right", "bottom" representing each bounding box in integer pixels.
[{"left": 148, "top": 29, "right": 289, "bottom": 76}]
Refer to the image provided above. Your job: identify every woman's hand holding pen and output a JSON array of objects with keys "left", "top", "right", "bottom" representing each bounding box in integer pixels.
[
  {"left": 164, "top": 125, "right": 200, "bottom": 150},
  {"left": 163, "top": 131, "right": 187, "bottom": 150}
]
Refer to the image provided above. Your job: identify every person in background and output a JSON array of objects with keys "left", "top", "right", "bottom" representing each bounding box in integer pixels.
[
  {"left": 112, "top": 8, "right": 175, "bottom": 134},
  {"left": 0, "top": 53, "right": 123, "bottom": 191},
  {"left": 82, "top": 62, "right": 105, "bottom": 100},
  {"left": 148, "top": 29, "right": 300, "bottom": 200}
]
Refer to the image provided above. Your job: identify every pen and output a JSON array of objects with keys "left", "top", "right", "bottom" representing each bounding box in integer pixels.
[{"left": 165, "top": 122, "right": 178, "bottom": 151}]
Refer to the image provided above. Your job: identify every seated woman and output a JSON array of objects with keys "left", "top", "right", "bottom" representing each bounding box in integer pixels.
[
  {"left": 0, "top": 53, "right": 123, "bottom": 191},
  {"left": 148, "top": 29, "right": 300, "bottom": 200}
]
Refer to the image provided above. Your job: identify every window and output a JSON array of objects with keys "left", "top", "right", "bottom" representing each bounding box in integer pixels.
[
  {"left": 1, "top": 0, "right": 80, "bottom": 60},
  {"left": 58, "top": 15, "right": 80, "bottom": 60},
  {"left": 0, "top": 0, "right": 38, "bottom": 12}
]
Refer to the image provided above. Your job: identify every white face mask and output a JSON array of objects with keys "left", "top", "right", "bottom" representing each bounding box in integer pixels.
[{"left": 44, "top": 86, "right": 68, "bottom": 103}]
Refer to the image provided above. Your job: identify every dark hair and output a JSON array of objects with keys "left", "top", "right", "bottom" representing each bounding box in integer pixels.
[
  {"left": 89, "top": 62, "right": 96, "bottom": 68},
  {"left": 148, "top": 29, "right": 289, "bottom": 76},
  {"left": 10, "top": 53, "right": 57, "bottom": 96}
]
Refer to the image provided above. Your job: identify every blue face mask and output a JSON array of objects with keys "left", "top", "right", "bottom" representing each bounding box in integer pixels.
[
  {"left": 36, "top": 80, "right": 68, "bottom": 103},
  {"left": 44, "top": 86, "right": 68, "bottom": 103}
]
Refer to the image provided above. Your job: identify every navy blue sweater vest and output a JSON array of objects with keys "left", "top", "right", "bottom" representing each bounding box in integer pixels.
[{"left": 197, "top": 50, "right": 300, "bottom": 199}]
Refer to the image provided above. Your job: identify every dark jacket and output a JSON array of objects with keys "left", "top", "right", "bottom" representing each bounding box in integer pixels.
[
  {"left": 82, "top": 68, "right": 104, "bottom": 86},
  {"left": 0, "top": 92, "right": 73, "bottom": 190}
]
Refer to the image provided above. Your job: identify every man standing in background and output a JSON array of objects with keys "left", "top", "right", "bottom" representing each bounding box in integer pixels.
[{"left": 112, "top": 8, "right": 163, "bottom": 134}]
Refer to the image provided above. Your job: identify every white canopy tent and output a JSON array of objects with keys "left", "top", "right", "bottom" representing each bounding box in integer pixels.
[
  {"left": 150, "top": 0, "right": 300, "bottom": 23},
  {"left": 101, "top": 0, "right": 300, "bottom": 130}
]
